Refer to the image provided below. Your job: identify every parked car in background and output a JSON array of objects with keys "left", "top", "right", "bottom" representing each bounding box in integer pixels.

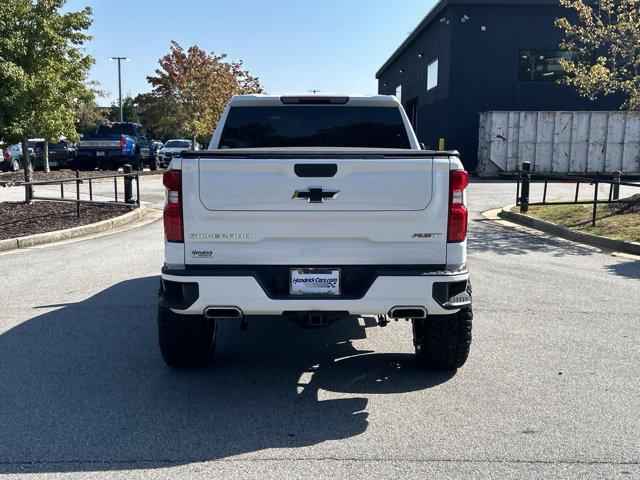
[
  {"left": 0, "top": 140, "right": 39, "bottom": 172},
  {"left": 76, "top": 122, "right": 157, "bottom": 171},
  {"left": 152, "top": 141, "right": 164, "bottom": 169},
  {"left": 1, "top": 144, "right": 23, "bottom": 172},
  {"left": 32, "top": 140, "right": 76, "bottom": 170},
  {"left": 157, "top": 139, "right": 197, "bottom": 168}
]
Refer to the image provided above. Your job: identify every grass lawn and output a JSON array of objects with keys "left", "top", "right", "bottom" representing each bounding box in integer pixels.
[{"left": 527, "top": 198, "right": 640, "bottom": 243}]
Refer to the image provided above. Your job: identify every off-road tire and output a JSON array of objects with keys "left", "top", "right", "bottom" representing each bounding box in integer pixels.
[
  {"left": 412, "top": 284, "right": 472, "bottom": 370},
  {"left": 10, "top": 159, "right": 19, "bottom": 172},
  {"left": 157, "top": 306, "right": 217, "bottom": 368}
]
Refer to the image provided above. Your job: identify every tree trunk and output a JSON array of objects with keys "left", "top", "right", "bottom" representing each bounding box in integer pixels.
[
  {"left": 21, "top": 136, "right": 33, "bottom": 202},
  {"left": 43, "top": 140, "right": 50, "bottom": 173},
  {"left": 192, "top": 135, "right": 197, "bottom": 149}
]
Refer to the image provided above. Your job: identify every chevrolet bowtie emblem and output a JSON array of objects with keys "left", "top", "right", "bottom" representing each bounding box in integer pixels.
[{"left": 292, "top": 187, "right": 340, "bottom": 203}]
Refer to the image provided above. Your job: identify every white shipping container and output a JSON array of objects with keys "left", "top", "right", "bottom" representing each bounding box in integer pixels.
[{"left": 477, "top": 111, "right": 640, "bottom": 176}]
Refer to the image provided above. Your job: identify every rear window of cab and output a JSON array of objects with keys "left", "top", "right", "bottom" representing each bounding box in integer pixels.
[{"left": 219, "top": 106, "right": 411, "bottom": 149}]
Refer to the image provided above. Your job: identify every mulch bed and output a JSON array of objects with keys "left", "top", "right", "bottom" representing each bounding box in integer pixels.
[
  {"left": 615, "top": 194, "right": 640, "bottom": 214},
  {"left": 0, "top": 169, "right": 162, "bottom": 183},
  {"left": 0, "top": 201, "right": 131, "bottom": 240}
]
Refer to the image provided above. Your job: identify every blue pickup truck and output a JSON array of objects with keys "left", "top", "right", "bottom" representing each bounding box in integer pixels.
[{"left": 76, "top": 122, "right": 157, "bottom": 171}]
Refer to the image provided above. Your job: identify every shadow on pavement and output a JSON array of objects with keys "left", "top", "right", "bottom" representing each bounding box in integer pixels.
[
  {"left": 604, "top": 259, "right": 640, "bottom": 279},
  {"left": 469, "top": 218, "right": 596, "bottom": 258},
  {"left": 0, "top": 276, "right": 453, "bottom": 473},
  {"left": 469, "top": 218, "right": 640, "bottom": 280}
]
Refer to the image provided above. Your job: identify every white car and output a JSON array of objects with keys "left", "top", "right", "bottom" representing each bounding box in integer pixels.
[
  {"left": 158, "top": 95, "right": 472, "bottom": 370},
  {"left": 157, "top": 139, "right": 197, "bottom": 168}
]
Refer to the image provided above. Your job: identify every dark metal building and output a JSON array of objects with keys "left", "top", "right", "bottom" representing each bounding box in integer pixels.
[{"left": 376, "top": 0, "right": 622, "bottom": 171}]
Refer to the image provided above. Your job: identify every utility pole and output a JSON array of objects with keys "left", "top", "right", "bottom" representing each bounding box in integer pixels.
[{"left": 108, "top": 56, "right": 130, "bottom": 122}]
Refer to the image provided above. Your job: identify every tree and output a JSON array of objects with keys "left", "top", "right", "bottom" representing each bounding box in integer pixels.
[
  {"left": 74, "top": 83, "right": 107, "bottom": 136},
  {"left": 0, "top": 0, "right": 93, "bottom": 182},
  {"left": 135, "top": 92, "right": 181, "bottom": 141},
  {"left": 108, "top": 95, "right": 140, "bottom": 124},
  {"left": 556, "top": 0, "right": 640, "bottom": 109},
  {"left": 136, "top": 41, "right": 263, "bottom": 143}
]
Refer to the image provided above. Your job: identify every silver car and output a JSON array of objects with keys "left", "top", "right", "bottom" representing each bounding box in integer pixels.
[{"left": 157, "top": 139, "right": 198, "bottom": 168}]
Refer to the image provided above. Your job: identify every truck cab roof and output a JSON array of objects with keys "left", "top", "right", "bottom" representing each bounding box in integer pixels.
[{"left": 228, "top": 94, "right": 401, "bottom": 107}]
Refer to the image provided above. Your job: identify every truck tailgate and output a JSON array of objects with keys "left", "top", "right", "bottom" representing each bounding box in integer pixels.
[
  {"left": 197, "top": 156, "right": 433, "bottom": 211},
  {"left": 181, "top": 150, "right": 452, "bottom": 266}
]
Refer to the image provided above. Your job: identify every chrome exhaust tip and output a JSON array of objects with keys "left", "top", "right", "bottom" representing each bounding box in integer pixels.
[
  {"left": 388, "top": 306, "right": 427, "bottom": 320},
  {"left": 204, "top": 307, "right": 243, "bottom": 319}
]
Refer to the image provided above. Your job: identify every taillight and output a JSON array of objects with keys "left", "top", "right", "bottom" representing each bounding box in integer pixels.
[
  {"left": 120, "top": 136, "right": 126, "bottom": 150},
  {"left": 448, "top": 169, "right": 469, "bottom": 243},
  {"left": 163, "top": 170, "right": 183, "bottom": 243},
  {"left": 3, "top": 150, "right": 9, "bottom": 159}
]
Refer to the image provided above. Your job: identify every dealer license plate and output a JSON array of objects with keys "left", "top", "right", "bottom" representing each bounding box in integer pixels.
[
  {"left": 96, "top": 151, "right": 105, "bottom": 157},
  {"left": 290, "top": 268, "right": 341, "bottom": 296}
]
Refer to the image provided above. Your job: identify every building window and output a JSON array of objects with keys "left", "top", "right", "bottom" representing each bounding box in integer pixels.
[
  {"left": 518, "top": 51, "right": 575, "bottom": 81},
  {"left": 395, "top": 84, "right": 402, "bottom": 102},
  {"left": 426, "top": 58, "right": 439, "bottom": 91}
]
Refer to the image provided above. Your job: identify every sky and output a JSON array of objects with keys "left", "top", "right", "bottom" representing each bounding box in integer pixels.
[{"left": 63, "top": 0, "right": 438, "bottom": 106}]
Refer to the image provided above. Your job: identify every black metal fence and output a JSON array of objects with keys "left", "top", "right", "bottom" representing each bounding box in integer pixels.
[
  {"left": 1, "top": 165, "right": 140, "bottom": 218},
  {"left": 517, "top": 161, "right": 640, "bottom": 226}
]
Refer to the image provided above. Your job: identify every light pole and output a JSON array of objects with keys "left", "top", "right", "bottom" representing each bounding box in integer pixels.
[{"left": 108, "top": 56, "right": 131, "bottom": 122}]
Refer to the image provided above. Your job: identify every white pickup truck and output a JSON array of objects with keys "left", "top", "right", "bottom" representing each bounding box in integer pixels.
[{"left": 158, "top": 94, "right": 472, "bottom": 370}]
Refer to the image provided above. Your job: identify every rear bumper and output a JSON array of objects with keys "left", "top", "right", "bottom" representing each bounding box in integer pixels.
[
  {"left": 160, "top": 265, "right": 470, "bottom": 316},
  {"left": 46, "top": 157, "right": 73, "bottom": 169},
  {"left": 77, "top": 151, "right": 131, "bottom": 160}
]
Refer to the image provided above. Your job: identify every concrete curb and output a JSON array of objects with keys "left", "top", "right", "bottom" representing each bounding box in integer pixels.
[
  {"left": 498, "top": 205, "right": 640, "bottom": 255},
  {"left": 0, "top": 205, "right": 148, "bottom": 253}
]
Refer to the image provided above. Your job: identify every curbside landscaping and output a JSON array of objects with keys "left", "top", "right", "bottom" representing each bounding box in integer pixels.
[
  {"left": 498, "top": 205, "right": 640, "bottom": 255},
  {"left": 0, "top": 205, "right": 149, "bottom": 253}
]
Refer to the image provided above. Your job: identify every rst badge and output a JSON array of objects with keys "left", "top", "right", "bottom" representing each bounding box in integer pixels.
[{"left": 412, "top": 233, "right": 442, "bottom": 239}]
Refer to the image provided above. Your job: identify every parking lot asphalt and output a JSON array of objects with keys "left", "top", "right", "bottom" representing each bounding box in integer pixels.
[{"left": 0, "top": 178, "right": 638, "bottom": 479}]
